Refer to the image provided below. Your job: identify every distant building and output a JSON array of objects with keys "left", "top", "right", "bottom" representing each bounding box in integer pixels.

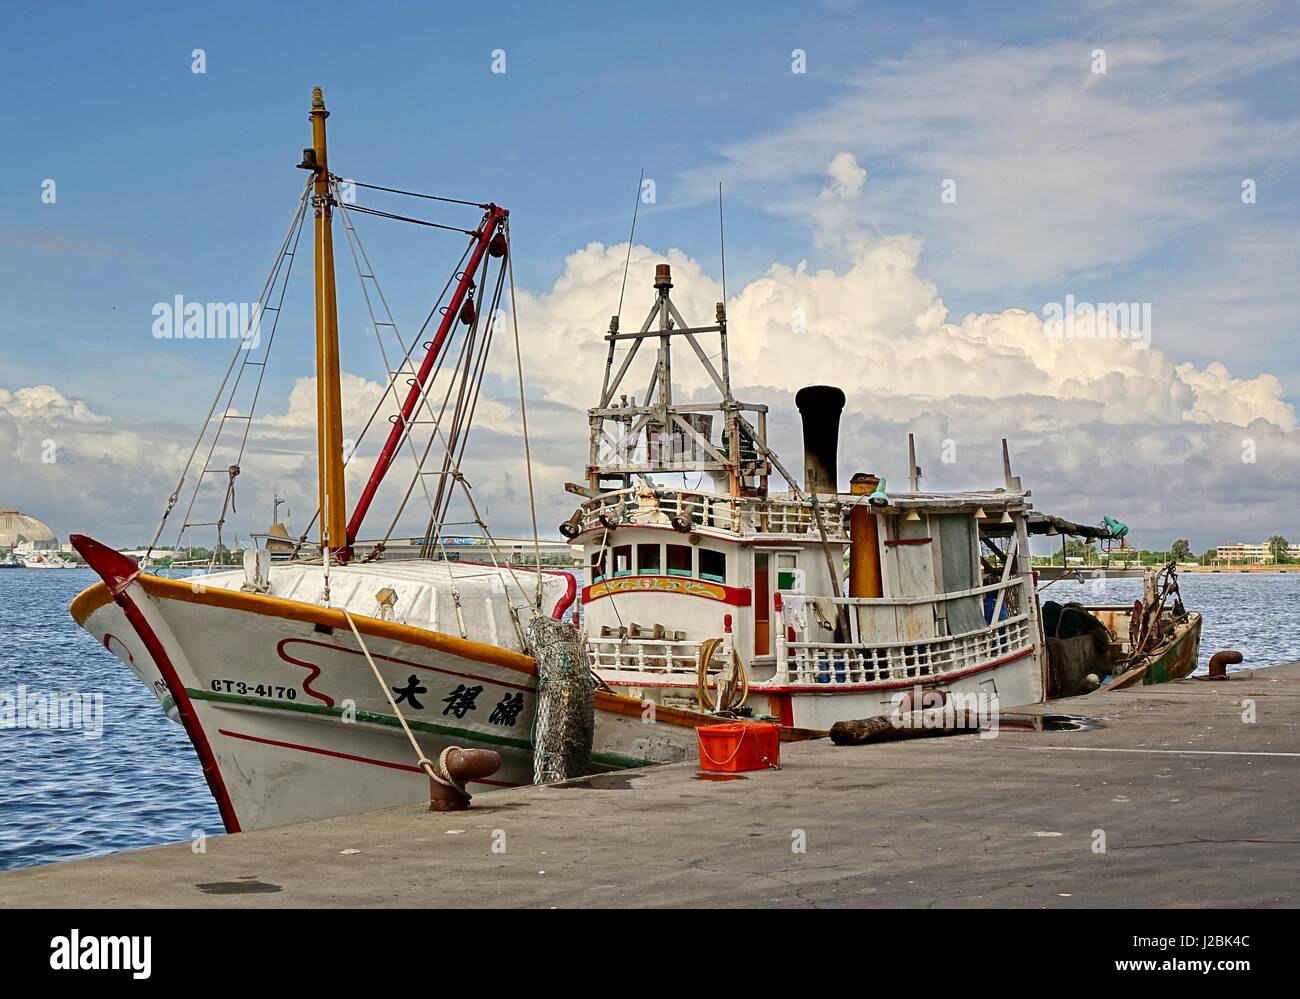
[
  {"left": 0, "top": 510, "right": 57, "bottom": 551},
  {"left": 1215, "top": 541, "right": 1300, "bottom": 563}
]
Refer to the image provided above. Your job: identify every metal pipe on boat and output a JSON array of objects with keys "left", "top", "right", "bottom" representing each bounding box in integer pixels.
[
  {"left": 794, "top": 385, "right": 846, "bottom": 494},
  {"left": 848, "top": 472, "right": 884, "bottom": 599}
]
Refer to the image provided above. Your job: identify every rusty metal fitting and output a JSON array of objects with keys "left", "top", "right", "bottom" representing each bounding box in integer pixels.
[
  {"left": 428, "top": 748, "right": 502, "bottom": 811},
  {"left": 1204, "top": 649, "right": 1244, "bottom": 680}
]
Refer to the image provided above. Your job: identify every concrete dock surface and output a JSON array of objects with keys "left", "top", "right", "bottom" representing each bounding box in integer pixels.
[{"left": 3, "top": 664, "right": 1297, "bottom": 908}]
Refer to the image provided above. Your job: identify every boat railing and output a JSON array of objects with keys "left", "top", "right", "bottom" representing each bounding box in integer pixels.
[
  {"left": 769, "top": 575, "right": 1034, "bottom": 687},
  {"left": 587, "top": 634, "right": 709, "bottom": 675},
  {"left": 576, "top": 485, "right": 841, "bottom": 539},
  {"left": 774, "top": 615, "right": 1032, "bottom": 688}
]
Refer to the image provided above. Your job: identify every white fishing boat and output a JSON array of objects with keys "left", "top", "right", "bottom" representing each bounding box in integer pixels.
[
  {"left": 561, "top": 263, "right": 1047, "bottom": 730},
  {"left": 70, "top": 89, "right": 809, "bottom": 833},
  {"left": 69, "top": 88, "right": 1140, "bottom": 835}
]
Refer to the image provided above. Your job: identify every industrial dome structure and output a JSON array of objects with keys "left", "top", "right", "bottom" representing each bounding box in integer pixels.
[{"left": 0, "top": 510, "right": 58, "bottom": 550}]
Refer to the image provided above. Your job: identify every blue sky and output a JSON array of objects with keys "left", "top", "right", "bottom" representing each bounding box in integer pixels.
[{"left": 3, "top": 1, "right": 1300, "bottom": 549}]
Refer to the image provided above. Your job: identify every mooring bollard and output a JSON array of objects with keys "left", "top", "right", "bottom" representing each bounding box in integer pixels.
[
  {"left": 1205, "top": 650, "right": 1244, "bottom": 680},
  {"left": 428, "top": 748, "right": 502, "bottom": 812}
]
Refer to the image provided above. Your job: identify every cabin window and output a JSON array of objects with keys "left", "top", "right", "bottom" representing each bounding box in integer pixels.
[
  {"left": 612, "top": 545, "right": 633, "bottom": 577},
  {"left": 589, "top": 548, "right": 606, "bottom": 584},
  {"left": 666, "top": 544, "right": 692, "bottom": 577},
  {"left": 755, "top": 552, "right": 771, "bottom": 656},
  {"left": 699, "top": 548, "right": 726, "bottom": 583},
  {"left": 775, "top": 553, "right": 799, "bottom": 591},
  {"left": 637, "top": 543, "right": 661, "bottom": 576}
]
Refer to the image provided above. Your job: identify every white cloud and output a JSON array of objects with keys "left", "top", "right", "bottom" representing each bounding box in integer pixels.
[
  {"left": 678, "top": 25, "right": 1300, "bottom": 300},
  {"left": 826, "top": 152, "right": 866, "bottom": 196}
]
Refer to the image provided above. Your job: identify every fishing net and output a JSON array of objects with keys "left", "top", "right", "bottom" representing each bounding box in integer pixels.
[{"left": 527, "top": 616, "right": 595, "bottom": 785}]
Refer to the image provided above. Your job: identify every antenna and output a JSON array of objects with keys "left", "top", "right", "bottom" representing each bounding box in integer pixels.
[
  {"left": 616, "top": 168, "right": 645, "bottom": 325},
  {"left": 718, "top": 182, "right": 728, "bottom": 305}
]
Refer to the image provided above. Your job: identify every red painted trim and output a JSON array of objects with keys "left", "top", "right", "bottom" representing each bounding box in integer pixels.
[
  {"left": 450, "top": 559, "right": 575, "bottom": 620},
  {"left": 582, "top": 576, "right": 752, "bottom": 606},
  {"left": 71, "top": 534, "right": 243, "bottom": 833},
  {"left": 347, "top": 206, "right": 509, "bottom": 549},
  {"left": 884, "top": 537, "right": 933, "bottom": 546},
  {"left": 217, "top": 729, "right": 518, "bottom": 787},
  {"left": 275, "top": 638, "right": 335, "bottom": 707},
  {"left": 278, "top": 637, "right": 535, "bottom": 696},
  {"left": 769, "top": 692, "right": 795, "bottom": 727}
]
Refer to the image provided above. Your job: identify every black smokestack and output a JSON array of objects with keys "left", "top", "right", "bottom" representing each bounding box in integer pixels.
[{"left": 795, "top": 385, "right": 846, "bottom": 494}]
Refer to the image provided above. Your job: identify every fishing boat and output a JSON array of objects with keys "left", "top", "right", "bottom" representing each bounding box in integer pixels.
[
  {"left": 70, "top": 89, "right": 760, "bottom": 833},
  {"left": 1041, "top": 562, "right": 1203, "bottom": 696},
  {"left": 68, "top": 89, "right": 1197, "bottom": 835},
  {"left": 559, "top": 262, "right": 1053, "bottom": 730}
]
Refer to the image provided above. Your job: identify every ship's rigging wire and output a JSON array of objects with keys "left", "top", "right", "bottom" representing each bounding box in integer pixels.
[
  {"left": 505, "top": 218, "right": 545, "bottom": 607},
  {"left": 615, "top": 168, "right": 644, "bottom": 327},
  {"left": 336, "top": 198, "right": 442, "bottom": 523},
  {"left": 341, "top": 202, "right": 477, "bottom": 235},
  {"left": 147, "top": 178, "right": 312, "bottom": 561},
  {"left": 156, "top": 174, "right": 547, "bottom": 618},
  {"left": 288, "top": 191, "right": 474, "bottom": 560},
  {"left": 336, "top": 178, "right": 489, "bottom": 209},
  {"left": 718, "top": 181, "right": 727, "bottom": 306}
]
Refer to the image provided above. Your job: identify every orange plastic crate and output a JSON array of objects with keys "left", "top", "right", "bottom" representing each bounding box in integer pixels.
[{"left": 697, "top": 722, "right": 780, "bottom": 772}]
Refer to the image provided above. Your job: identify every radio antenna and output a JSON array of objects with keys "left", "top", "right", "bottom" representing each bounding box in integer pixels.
[
  {"left": 718, "top": 181, "right": 728, "bottom": 304},
  {"left": 616, "top": 168, "right": 645, "bottom": 324}
]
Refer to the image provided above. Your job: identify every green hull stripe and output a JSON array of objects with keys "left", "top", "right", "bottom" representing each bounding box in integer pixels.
[
  {"left": 185, "top": 688, "right": 661, "bottom": 770},
  {"left": 188, "top": 688, "right": 534, "bottom": 751}
]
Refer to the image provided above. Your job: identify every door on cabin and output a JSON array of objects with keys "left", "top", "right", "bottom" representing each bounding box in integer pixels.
[{"left": 754, "top": 550, "right": 800, "bottom": 656}]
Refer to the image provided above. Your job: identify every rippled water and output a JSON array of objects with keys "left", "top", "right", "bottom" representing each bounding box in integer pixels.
[
  {"left": 1039, "top": 571, "right": 1300, "bottom": 671},
  {"left": 1, "top": 567, "right": 1295, "bottom": 871},
  {"left": 0, "top": 569, "right": 220, "bottom": 872}
]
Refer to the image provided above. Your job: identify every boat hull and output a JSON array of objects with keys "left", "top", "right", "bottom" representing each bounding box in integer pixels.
[
  {"left": 72, "top": 567, "right": 722, "bottom": 832},
  {"left": 1109, "top": 612, "right": 1203, "bottom": 689}
]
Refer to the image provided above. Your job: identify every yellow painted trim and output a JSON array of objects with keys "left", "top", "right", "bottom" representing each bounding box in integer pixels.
[
  {"left": 86, "top": 573, "right": 537, "bottom": 676},
  {"left": 69, "top": 581, "right": 113, "bottom": 626}
]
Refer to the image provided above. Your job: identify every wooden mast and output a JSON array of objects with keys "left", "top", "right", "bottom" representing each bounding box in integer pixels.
[{"left": 303, "top": 87, "right": 348, "bottom": 558}]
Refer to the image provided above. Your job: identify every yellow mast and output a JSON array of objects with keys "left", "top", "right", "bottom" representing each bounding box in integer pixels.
[{"left": 304, "top": 87, "right": 348, "bottom": 556}]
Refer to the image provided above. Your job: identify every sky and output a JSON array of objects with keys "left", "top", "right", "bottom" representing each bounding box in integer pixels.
[{"left": 2, "top": 0, "right": 1299, "bottom": 552}]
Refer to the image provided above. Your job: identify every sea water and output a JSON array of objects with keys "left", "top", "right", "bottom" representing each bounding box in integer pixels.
[{"left": 1, "top": 567, "right": 1295, "bottom": 871}]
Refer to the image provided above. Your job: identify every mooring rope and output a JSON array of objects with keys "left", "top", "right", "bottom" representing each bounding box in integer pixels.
[{"left": 340, "top": 607, "right": 470, "bottom": 797}]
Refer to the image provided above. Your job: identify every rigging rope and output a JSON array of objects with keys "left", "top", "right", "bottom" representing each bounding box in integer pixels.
[
  {"left": 342, "top": 608, "right": 472, "bottom": 797},
  {"left": 505, "top": 219, "right": 544, "bottom": 606},
  {"left": 148, "top": 179, "right": 312, "bottom": 560},
  {"left": 336, "top": 177, "right": 489, "bottom": 209},
  {"left": 343, "top": 203, "right": 476, "bottom": 235}
]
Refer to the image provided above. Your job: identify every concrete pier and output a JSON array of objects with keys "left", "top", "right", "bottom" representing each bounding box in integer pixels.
[{"left": 3, "top": 665, "right": 1297, "bottom": 908}]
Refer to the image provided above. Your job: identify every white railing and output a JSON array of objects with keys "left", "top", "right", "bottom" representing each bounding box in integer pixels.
[
  {"left": 774, "top": 614, "right": 1032, "bottom": 687},
  {"left": 587, "top": 635, "right": 707, "bottom": 675},
  {"left": 576, "top": 485, "right": 842, "bottom": 540},
  {"left": 768, "top": 574, "right": 1034, "bottom": 687}
]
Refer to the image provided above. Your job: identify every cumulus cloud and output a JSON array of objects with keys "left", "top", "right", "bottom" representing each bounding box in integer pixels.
[
  {"left": 4, "top": 213, "right": 1297, "bottom": 551},
  {"left": 494, "top": 227, "right": 1296, "bottom": 547}
]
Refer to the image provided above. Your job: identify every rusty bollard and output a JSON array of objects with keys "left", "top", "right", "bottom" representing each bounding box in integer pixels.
[
  {"left": 428, "top": 747, "right": 502, "bottom": 812},
  {"left": 1204, "top": 650, "right": 1244, "bottom": 680}
]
